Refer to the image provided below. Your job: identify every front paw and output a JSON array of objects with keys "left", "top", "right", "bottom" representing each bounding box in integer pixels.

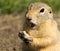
[
  {"left": 18, "top": 31, "right": 33, "bottom": 44},
  {"left": 18, "top": 31, "right": 25, "bottom": 39}
]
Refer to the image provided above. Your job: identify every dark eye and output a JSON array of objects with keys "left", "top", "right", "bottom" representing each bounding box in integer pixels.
[{"left": 40, "top": 8, "right": 44, "bottom": 13}]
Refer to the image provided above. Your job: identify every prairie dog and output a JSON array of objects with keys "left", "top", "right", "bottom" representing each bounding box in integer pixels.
[{"left": 18, "top": 2, "right": 60, "bottom": 51}]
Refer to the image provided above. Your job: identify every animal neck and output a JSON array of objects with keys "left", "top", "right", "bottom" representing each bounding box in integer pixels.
[{"left": 38, "top": 19, "right": 53, "bottom": 29}]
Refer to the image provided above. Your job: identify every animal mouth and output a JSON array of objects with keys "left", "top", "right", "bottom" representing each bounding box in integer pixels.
[
  {"left": 30, "top": 22, "right": 37, "bottom": 28},
  {"left": 26, "top": 18, "right": 37, "bottom": 29}
]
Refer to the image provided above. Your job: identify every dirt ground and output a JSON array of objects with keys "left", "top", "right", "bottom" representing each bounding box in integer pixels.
[{"left": 0, "top": 13, "right": 60, "bottom": 51}]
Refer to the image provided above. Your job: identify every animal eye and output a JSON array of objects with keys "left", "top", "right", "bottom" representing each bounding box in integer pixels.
[{"left": 40, "top": 8, "right": 44, "bottom": 13}]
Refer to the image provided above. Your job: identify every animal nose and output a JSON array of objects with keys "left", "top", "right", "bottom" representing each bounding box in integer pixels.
[{"left": 26, "top": 18, "right": 31, "bottom": 21}]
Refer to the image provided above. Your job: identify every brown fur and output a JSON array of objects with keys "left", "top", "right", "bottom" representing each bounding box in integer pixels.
[{"left": 20, "top": 2, "right": 60, "bottom": 51}]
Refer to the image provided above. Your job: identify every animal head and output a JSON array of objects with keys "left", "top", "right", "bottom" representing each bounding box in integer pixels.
[{"left": 26, "top": 2, "right": 53, "bottom": 29}]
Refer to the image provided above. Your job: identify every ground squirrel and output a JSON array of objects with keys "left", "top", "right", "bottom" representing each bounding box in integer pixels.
[{"left": 18, "top": 2, "right": 60, "bottom": 51}]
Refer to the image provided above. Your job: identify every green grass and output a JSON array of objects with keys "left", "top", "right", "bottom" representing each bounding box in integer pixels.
[{"left": 0, "top": 0, "right": 60, "bottom": 14}]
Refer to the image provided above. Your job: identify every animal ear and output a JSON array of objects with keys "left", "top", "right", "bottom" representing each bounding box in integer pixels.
[
  {"left": 49, "top": 11, "right": 52, "bottom": 14},
  {"left": 28, "top": 3, "right": 33, "bottom": 10},
  {"left": 49, "top": 9, "right": 53, "bottom": 14}
]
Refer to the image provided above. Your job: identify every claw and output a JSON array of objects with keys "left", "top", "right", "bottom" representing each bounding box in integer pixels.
[
  {"left": 18, "top": 31, "right": 33, "bottom": 44},
  {"left": 18, "top": 31, "right": 25, "bottom": 39}
]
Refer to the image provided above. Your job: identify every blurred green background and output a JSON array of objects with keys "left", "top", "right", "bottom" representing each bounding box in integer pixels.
[{"left": 0, "top": 0, "right": 60, "bottom": 14}]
